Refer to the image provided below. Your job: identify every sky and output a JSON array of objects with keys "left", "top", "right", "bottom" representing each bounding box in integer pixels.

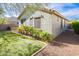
[
  {"left": 1, "top": 3, "right": 79, "bottom": 20},
  {"left": 0, "top": 3, "right": 25, "bottom": 17},
  {"left": 48, "top": 3, "right": 79, "bottom": 20}
]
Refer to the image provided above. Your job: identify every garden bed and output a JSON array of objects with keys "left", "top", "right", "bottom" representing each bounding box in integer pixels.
[{"left": 0, "top": 31, "right": 46, "bottom": 56}]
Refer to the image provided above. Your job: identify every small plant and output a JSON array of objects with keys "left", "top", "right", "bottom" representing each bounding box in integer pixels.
[
  {"left": 17, "top": 25, "right": 25, "bottom": 34},
  {"left": 71, "top": 20, "right": 79, "bottom": 34}
]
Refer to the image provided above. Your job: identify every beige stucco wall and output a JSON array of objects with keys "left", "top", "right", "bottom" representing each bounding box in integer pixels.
[
  {"left": 40, "top": 11, "right": 53, "bottom": 35},
  {"left": 64, "top": 20, "right": 69, "bottom": 30},
  {"left": 40, "top": 11, "right": 68, "bottom": 37},
  {"left": 24, "top": 11, "right": 68, "bottom": 38},
  {"left": 51, "top": 14, "right": 63, "bottom": 37}
]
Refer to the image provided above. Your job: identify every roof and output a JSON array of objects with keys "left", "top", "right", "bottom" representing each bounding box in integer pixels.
[
  {"left": 18, "top": 6, "right": 69, "bottom": 22},
  {"left": 39, "top": 8, "right": 69, "bottom": 22}
]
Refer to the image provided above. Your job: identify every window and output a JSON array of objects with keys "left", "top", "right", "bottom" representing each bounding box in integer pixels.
[
  {"left": 31, "top": 15, "right": 43, "bottom": 28},
  {"left": 34, "top": 19, "right": 41, "bottom": 28}
]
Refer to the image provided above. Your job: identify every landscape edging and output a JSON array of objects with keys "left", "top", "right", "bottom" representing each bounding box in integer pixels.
[{"left": 31, "top": 43, "right": 47, "bottom": 56}]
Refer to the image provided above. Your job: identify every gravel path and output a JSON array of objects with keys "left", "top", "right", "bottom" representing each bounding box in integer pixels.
[{"left": 35, "top": 30, "right": 79, "bottom": 56}]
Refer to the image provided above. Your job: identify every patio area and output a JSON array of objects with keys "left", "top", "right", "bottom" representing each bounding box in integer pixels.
[{"left": 36, "top": 30, "right": 79, "bottom": 56}]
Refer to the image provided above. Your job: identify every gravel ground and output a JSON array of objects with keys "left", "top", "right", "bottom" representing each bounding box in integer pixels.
[{"left": 35, "top": 30, "right": 79, "bottom": 56}]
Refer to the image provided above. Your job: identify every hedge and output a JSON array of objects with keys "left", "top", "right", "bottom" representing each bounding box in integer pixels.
[{"left": 71, "top": 20, "right": 79, "bottom": 34}]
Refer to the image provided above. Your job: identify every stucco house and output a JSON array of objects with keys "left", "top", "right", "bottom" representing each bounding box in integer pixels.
[{"left": 18, "top": 7, "right": 69, "bottom": 38}]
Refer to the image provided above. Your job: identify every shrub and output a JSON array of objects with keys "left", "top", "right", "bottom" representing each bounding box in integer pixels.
[
  {"left": 17, "top": 25, "right": 53, "bottom": 42},
  {"left": 0, "top": 18, "right": 7, "bottom": 24},
  {"left": 39, "top": 32, "right": 52, "bottom": 42},
  {"left": 71, "top": 20, "right": 79, "bottom": 34},
  {"left": 17, "top": 25, "right": 25, "bottom": 34}
]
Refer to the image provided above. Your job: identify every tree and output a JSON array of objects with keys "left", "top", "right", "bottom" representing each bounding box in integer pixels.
[
  {"left": 17, "top": 4, "right": 48, "bottom": 24},
  {"left": 0, "top": 8, "right": 4, "bottom": 17},
  {"left": 0, "top": 3, "right": 48, "bottom": 24}
]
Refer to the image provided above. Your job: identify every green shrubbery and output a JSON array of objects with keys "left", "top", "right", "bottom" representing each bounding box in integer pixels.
[
  {"left": 71, "top": 20, "right": 79, "bottom": 34},
  {"left": 0, "top": 18, "right": 7, "bottom": 24},
  {"left": 17, "top": 25, "right": 53, "bottom": 42}
]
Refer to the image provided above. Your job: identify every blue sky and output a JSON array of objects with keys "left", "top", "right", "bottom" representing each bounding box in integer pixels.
[
  {"left": 1, "top": 3, "right": 79, "bottom": 20},
  {"left": 48, "top": 3, "right": 79, "bottom": 20}
]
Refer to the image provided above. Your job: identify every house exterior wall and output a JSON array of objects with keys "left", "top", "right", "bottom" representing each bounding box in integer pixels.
[
  {"left": 64, "top": 20, "right": 69, "bottom": 30},
  {"left": 51, "top": 14, "right": 63, "bottom": 37},
  {"left": 40, "top": 11, "right": 53, "bottom": 35},
  {"left": 24, "top": 12, "right": 41, "bottom": 27},
  {"left": 24, "top": 11, "right": 68, "bottom": 38}
]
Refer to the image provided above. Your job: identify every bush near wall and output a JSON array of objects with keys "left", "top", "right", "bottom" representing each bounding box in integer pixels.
[
  {"left": 17, "top": 25, "right": 53, "bottom": 42},
  {"left": 71, "top": 20, "right": 79, "bottom": 34}
]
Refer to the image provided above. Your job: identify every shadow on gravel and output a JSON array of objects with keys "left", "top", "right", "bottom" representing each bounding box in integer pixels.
[
  {"left": 51, "top": 41, "right": 68, "bottom": 47},
  {"left": 53, "top": 30, "right": 79, "bottom": 45}
]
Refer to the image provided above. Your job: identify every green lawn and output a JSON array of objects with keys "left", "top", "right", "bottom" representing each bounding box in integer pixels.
[{"left": 0, "top": 31, "right": 45, "bottom": 56}]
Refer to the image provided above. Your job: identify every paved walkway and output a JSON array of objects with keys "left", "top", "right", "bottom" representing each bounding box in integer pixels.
[{"left": 35, "top": 30, "right": 79, "bottom": 56}]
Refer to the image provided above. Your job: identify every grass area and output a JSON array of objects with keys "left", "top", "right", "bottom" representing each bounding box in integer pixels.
[{"left": 0, "top": 31, "right": 45, "bottom": 56}]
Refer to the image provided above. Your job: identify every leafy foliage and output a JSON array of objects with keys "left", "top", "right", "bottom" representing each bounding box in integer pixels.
[
  {"left": 17, "top": 25, "right": 53, "bottom": 42},
  {"left": 0, "top": 8, "right": 4, "bottom": 15},
  {"left": 71, "top": 20, "right": 79, "bottom": 34},
  {"left": 0, "top": 31, "right": 44, "bottom": 56},
  {"left": 0, "top": 18, "right": 7, "bottom": 24},
  {"left": 21, "top": 18, "right": 26, "bottom": 24}
]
